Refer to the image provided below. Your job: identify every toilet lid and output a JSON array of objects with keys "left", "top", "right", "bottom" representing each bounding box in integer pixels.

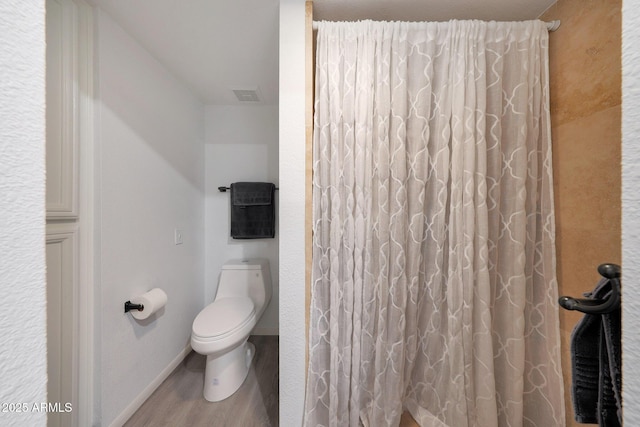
[{"left": 192, "top": 297, "right": 255, "bottom": 339}]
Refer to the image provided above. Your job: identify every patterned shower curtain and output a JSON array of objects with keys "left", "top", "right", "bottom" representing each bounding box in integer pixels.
[{"left": 304, "top": 20, "right": 565, "bottom": 427}]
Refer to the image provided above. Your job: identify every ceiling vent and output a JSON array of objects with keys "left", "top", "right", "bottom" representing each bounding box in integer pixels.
[{"left": 232, "top": 87, "right": 262, "bottom": 103}]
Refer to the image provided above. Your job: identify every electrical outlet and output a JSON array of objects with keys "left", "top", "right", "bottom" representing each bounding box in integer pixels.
[{"left": 174, "top": 228, "right": 183, "bottom": 245}]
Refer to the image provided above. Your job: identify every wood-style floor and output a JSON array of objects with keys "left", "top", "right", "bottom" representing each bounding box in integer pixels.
[{"left": 124, "top": 335, "right": 279, "bottom": 427}]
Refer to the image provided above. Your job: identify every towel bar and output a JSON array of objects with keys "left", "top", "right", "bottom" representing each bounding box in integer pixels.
[
  {"left": 558, "top": 263, "right": 621, "bottom": 314},
  {"left": 218, "top": 186, "right": 279, "bottom": 192}
]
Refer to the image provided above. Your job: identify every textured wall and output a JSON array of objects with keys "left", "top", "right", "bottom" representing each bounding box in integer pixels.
[
  {"left": 0, "top": 1, "right": 47, "bottom": 426},
  {"left": 622, "top": 1, "right": 640, "bottom": 425},
  {"left": 540, "top": 0, "right": 622, "bottom": 425}
]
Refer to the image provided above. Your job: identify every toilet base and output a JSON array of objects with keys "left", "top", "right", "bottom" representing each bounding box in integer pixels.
[{"left": 202, "top": 340, "right": 255, "bottom": 402}]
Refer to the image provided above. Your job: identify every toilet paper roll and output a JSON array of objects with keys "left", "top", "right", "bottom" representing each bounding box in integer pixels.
[{"left": 129, "top": 288, "right": 167, "bottom": 320}]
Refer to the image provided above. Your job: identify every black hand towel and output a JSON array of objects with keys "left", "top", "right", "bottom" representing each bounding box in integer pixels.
[
  {"left": 570, "top": 278, "right": 622, "bottom": 426},
  {"left": 230, "top": 182, "right": 276, "bottom": 239}
]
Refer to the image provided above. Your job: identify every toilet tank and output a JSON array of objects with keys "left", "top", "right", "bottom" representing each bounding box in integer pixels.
[{"left": 216, "top": 258, "right": 272, "bottom": 315}]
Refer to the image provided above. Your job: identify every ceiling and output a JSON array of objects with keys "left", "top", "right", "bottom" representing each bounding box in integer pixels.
[{"left": 91, "top": 0, "right": 556, "bottom": 106}]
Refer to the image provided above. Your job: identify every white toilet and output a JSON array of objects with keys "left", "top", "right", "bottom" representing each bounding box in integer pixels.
[{"left": 191, "top": 258, "right": 272, "bottom": 402}]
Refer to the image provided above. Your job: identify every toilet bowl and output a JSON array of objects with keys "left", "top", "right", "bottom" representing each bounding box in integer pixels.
[{"left": 191, "top": 259, "right": 271, "bottom": 402}]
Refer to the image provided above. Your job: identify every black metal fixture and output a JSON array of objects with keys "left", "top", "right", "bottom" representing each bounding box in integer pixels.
[
  {"left": 558, "top": 263, "right": 621, "bottom": 314},
  {"left": 124, "top": 301, "right": 144, "bottom": 313}
]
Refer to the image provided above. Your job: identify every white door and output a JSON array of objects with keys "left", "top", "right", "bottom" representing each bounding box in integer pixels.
[
  {"left": 46, "top": 226, "right": 78, "bottom": 427},
  {"left": 45, "top": 0, "right": 93, "bottom": 425}
]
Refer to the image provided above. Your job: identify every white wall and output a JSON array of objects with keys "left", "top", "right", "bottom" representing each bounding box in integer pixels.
[
  {"left": 278, "top": 0, "right": 307, "bottom": 424},
  {"left": 622, "top": 1, "right": 640, "bottom": 425},
  {"left": 204, "top": 105, "right": 279, "bottom": 334},
  {"left": 96, "top": 9, "right": 205, "bottom": 426},
  {"left": 0, "top": 1, "right": 47, "bottom": 426}
]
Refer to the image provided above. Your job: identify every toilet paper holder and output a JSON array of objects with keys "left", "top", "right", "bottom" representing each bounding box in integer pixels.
[{"left": 124, "top": 301, "right": 144, "bottom": 313}]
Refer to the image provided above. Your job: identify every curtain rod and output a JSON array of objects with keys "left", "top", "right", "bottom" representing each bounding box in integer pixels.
[{"left": 311, "top": 19, "right": 561, "bottom": 32}]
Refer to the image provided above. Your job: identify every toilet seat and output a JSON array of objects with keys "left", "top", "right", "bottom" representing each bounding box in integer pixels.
[{"left": 192, "top": 297, "right": 255, "bottom": 341}]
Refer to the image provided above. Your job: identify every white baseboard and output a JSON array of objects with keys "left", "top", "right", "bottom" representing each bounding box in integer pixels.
[{"left": 108, "top": 345, "right": 192, "bottom": 427}]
